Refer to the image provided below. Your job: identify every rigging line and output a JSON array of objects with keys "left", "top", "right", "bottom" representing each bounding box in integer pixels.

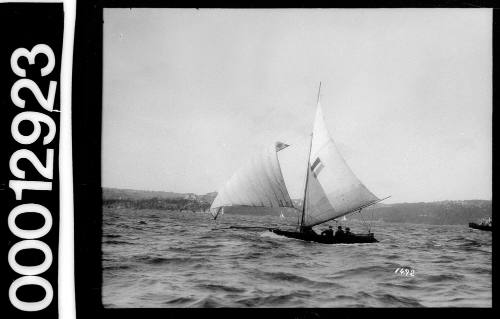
[
  {"left": 371, "top": 208, "right": 374, "bottom": 229},
  {"left": 358, "top": 209, "right": 367, "bottom": 232},
  {"left": 358, "top": 209, "right": 370, "bottom": 233}
]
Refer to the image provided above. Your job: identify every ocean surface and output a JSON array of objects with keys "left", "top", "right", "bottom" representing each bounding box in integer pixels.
[{"left": 102, "top": 208, "right": 492, "bottom": 308}]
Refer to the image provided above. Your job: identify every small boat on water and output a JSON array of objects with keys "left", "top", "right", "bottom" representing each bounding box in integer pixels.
[
  {"left": 210, "top": 83, "right": 389, "bottom": 244},
  {"left": 469, "top": 217, "right": 492, "bottom": 231},
  {"left": 272, "top": 228, "right": 377, "bottom": 244}
]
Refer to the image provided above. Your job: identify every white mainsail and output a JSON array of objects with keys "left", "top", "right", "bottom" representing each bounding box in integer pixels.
[
  {"left": 210, "top": 141, "right": 294, "bottom": 219},
  {"left": 301, "top": 100, "right": 380, "bottom": 227}
]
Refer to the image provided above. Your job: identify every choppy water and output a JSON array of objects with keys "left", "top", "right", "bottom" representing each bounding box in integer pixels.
[{"left": 102, "top": 208, "right": 492, "bottom": 308}]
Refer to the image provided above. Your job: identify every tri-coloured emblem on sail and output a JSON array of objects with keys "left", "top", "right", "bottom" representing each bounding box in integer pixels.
[{"left": 311, "top": 157, "right": 324, "bottom": 177}]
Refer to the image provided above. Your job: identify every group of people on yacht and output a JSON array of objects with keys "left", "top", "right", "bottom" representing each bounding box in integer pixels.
[
  {"left": 320, "top": 225, "right": 351, "bottom": 238},
  {"left": 301, "top": 225, "right": 353, "bottom": 238}
]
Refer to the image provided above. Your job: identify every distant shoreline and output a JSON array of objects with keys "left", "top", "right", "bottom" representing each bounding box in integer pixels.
[
  {"left": 102, "top": 186, "right": 490, "bottom": 206},
  {"left": 102, "top": 187, "right": 491, "bottom": 226}
]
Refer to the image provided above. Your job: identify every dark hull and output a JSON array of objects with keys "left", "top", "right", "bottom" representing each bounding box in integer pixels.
[
  {"left": 270, "top": 229, "right": 378, "bottom": 244},
  {"left": 469, "top": 223, "right": 492, "bottom": 231}
]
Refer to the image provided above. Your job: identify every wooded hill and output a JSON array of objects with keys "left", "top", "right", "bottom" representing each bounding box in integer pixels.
[
  {"left": 353, "top": 200, "right": 491, "bottom": 225},
  {"left": 102, "top": 187, "right": 216, "bottom": 212},
  {"left": 102, "top": 188, "right": 491, "bottom": 225}
]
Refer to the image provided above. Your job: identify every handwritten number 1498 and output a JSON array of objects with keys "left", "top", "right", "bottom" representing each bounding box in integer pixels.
[{"left": 395, "top": 268, "right": 415, "bottom": 277}]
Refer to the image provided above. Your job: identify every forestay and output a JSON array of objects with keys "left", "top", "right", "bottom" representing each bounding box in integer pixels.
[
  {"left": 302, "top": 101, "right": 380, "bottom": 227},
  {"left": 210, "top": 142, "right": 294, "bottom": 219}
]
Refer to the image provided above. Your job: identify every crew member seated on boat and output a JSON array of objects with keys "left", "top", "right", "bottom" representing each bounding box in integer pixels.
[
  {"left": 335, "top": 226, "right": 345, "bottom": 238},
  {"left": 345, "top": 227, "right": 351, "bottom": 237},
  {"left": 321, "top": 226, "right": 334, "bottom": 237}
]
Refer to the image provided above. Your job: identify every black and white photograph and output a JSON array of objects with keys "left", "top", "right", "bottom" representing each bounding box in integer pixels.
[{"left": 100, "top": 8, "right": 492, "bottom": 308}]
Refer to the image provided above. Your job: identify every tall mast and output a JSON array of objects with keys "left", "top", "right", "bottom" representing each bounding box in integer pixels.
[
  {"left": 299, "top": 82, "right": 322, "bottom": 229},
  {"left": 317, "top": 82, "right": 322, "bottom": 104},
  {"left": 300, "top": 134, "right": 313, "bottom": 228}
]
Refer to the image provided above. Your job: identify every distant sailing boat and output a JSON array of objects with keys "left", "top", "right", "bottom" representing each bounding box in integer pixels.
[
  {"left": 469, "top": 217, "right": 492, "bottom": 231},
  {"left": 210, "top": 83, "right": 389, "bottom": 244}
]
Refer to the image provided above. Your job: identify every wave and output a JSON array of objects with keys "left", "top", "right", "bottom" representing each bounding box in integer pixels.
[
  {"left": 254, "top": 270, "right": 344, "bottom": 289},
  {"left": 259, "top": 231, "right": 287, "bottom": 240},
  {"left": 164, "top": 296, "right": 196, "bottom": 306},
  {"left": 104, "top": 234, "right": 121, "bottom": 238},
  {"left": 272, "top": 252, "right": 300, "bottom": 259},
  {"left": 432, "top": 255, "right": 462, "bottom": 264},
  {"left": 469, "top": 267, "right": 491, "bottom": 275},
  {"left": 196, "top": 283, "right": 246, "bottom": 294},
  {"left": 379, "top": 282, "right": 420, "bottom": 290},
  {"left": 328, "top": 265, "right": 390, "bottom": 279},
  {"left": 234, "top": 291, "right": 314, "bottom": 307},
  {"left": 167, "top": 246, "right": 189, "bottom": 253},
  {"left": 235, "top": 294, "right": 294, "bottom": 307},
  {"left": 103, "top": 265, "right": 133, "bottom": 271},
  {"left": 190, "top": 243, "right": 225, "bottom": 250},
  {"left": 189, "top": 296, "right": 227, "bottom": 308},
  {"left": 426, "top": 273, "right": 465, "bottom": 283},
  {"left": 458, "top": 240, "right": 486, "bottom": 252},
  {"left": 104, "top": 240, "right": 135, "bottom": 245},
  {"left": 374, "top": 293, "right": 424, "bottom": 307},
  {"left": 133, "top": 255, "right": 209, "bottom": 266}
]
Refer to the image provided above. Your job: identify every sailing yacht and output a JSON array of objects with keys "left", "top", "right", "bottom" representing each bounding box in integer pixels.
[
  {"left": 469, "top": 217, "right": 492, "bottom": 231},
  {"left": 210, "top": 84, "right": 388, "bottom": 244}
]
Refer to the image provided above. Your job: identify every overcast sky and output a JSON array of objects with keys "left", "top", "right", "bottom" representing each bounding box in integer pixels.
[{"left": 102, "top": 8, "right": 491, "bottom": 203}]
